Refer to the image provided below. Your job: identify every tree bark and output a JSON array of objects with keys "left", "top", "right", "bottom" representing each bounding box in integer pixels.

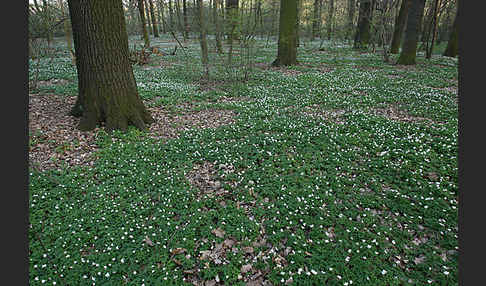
[
  {"left": 138, "top": 0, "right": 151, "bottom": 47},
  {"left": 149, "top": 0, "right": 160, "bottom": 37},
  {"left": 390, "top": 0, "right": 411, "bottom": 54},
  {"left": 397, "top": 0, "right": 426, "bottom": 65},
  {"left": 426, "top": 0, "right": 441, "bottom": 59},
  {"left": 226, "top": 0, "right": 239, "bottom": 65},
  {"left": 213, "top": 0, "right": 223, "bottom": 53},
  {"left": 272, "top": 0, "right": 298, "bottom": 66},
  {"left": 197, "top": 0, "right": 209, "bottom": 78},
  {"left": 327, "top": 0, "right": 335, "bottom": 40},
  {"left": 146, "top": 0, "right": 154, "bottom": 35},
  {"left": 311, "top": 0, "right": 321, "bottom": 40},
  {"left": 67, "top": 0, "right": 154, "bottom": 132},
  {"left": 183, "top": 0, "right": 189, "bottom": 39},
  {"left": 347, "top": 0, "right": 356, "bottom": 40},
  {"left": 354, "top": 0, "right": 373, "bottom": 49},
  {"left": 442, "top": 7, "right": 458, "bottom": 57}
]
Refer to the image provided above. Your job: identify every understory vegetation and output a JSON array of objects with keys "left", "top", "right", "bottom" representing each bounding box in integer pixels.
[{"left": 29, "top": 35, "right": 458, "bottom": 285}]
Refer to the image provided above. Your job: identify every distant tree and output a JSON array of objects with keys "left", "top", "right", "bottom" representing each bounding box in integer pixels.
[
  {"left": 197, "top": 0, "right": 209, "bottom": 78},
  {"left": 346, "top": 0, "right": 356, "bottom": 40},
  {"left": 272, "top": 0, "right": 298, "bottom": 66},
  {"left": 312, "top": 0, "right": 322, "bottom": 40},
  {"left": 226, "top": 0, "right": 239, "bottom": 65},
  {"left": 397, "top": 0, "right": 426, "bottom": 65},
  {"left": 390, "top": 0, "right": 411, "bottom": 54},
  {"left": 213, "top": 0, "right": 223, "bottom": 53},
  {"left": 327, "top": 0, "right": 335, "bottom": 40},
  {"left": 148, "top": 0, "right": 159, "bottom": 37},
  {"left": 67, "top": 0, "right": 154, "bottom": 131},
  {"left": 138, "top": 0, "right": 151, "bottom": 47},
  {"left": 354, "top": 0, "right": 374, "bottom": 49},
  {"left": 442, "top": 7, "right": 458, "bottom": 57}
]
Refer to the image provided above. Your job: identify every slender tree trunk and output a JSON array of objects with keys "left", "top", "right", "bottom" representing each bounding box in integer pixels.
[
  {"left": 42, "top": 0, "right": 53, "bottom": 47},
  {"left": 347, "top": 0, "right": 356, "bottom": 40},
  {"left": 149, "top": 0, "right": 160, "bottom": 37},
  {"left": 327, "top": 0, "right": 335, "bottom": 40},
  {"left": 226, "top": 0, "right": 239, "bottom": 65},
  {"left": 67, "top": 0, "right": 154, "bottom": 132},
  {"left": 168, "top": 0, "right": 174, "bottom": 31},
  {"left": 397, "top": 0, "right": 426, "bottom": 65},
  {"left": 138, "top": 0, "right": 151, "bottom": 47},
  {"left": 354, "top": 0, "right": 373, "bottom": 49},
  {"left": 183, "top": 0, "right": 189, "bottom": 39},
  {"left": 145, "top": 0, "right": 153, "bottom": 35},
  {"left": 213, "top": 0, "right": 224, "bottom": 53},
  {"left": 157, "top": 0, "right": 167, "bottom": 33},
  {"left": 272, "top": 0, "right": 298, "bottom": 66},
  {"left": 390, "top": 0, "right": 411, "bottom": 54},
  {"left": 295, "top": 0, "right": 301, "bottom": 47},
  {"left": 312, "top": 0, "right": 320, "bottom": 40},
  {"left": 197, "top": 0, "right": 209, "bottom": 78},
  {"left": 442, "top": 7, "right": 458, "bottom": 57},
  {"left": 426, "top": 0, "right": 441, "bottom": 58}
]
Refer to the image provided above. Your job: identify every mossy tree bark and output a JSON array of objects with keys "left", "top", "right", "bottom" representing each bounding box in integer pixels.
[
  {"left": 67, "top": 0, "right": 154, "bottom": 132},
  {"left": 397, "top": 0, "right": 426, "bottom": 65},
  {"left": 442, "top": 8, "right": 458, "bottom": 57},
  {"left": 272, "top": 0, "right": 298, "bottom": 66},
  {"left": 138, "top": 0, "right": 151, "bottom": 47},
  {"left": 144, "top": 0, "right": 153, "bottom": 35},
  {"left": 390, "top": 0, "right": 411, "bottom": 54},
  {"left": 149, "top": 0, "right": 160, "bottom": 37},
  {"left": 353, "top": 0, "right": 373, "bottom": 49}
]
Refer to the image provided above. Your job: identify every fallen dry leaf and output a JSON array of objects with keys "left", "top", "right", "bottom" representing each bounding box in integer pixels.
[
  {"left": 241, "top": 264, "right": 252, "bottom": 274},
  {"left": 212, "top": 228, "right": 225, "bottom": 238},
  {"left": 171, "top": 248, "right": 187, "bottom": 255},
  {"left": 144, "top": 236, "right": 154, "bottom": 247}
]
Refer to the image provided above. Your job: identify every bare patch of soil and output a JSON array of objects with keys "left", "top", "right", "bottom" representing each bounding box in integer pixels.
[
  {"left": 301, "top": 105, "right": 347, "bottom": 124},
  {"left": 370, "top": 105, "right": 435, "bottom": 124},
  {"left": 147, "top": 106, "right": 236, "bottom": 141},
  {"left": 29, "top": 94, "right": 101, "bottom": 172},
  {"left": 29, "top": 93, "right": 237, "bottom": 171}
]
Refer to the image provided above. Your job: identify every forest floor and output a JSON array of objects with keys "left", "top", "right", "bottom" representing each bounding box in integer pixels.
[{"left": 29, "top": 35, "right": 458, "bottom": 285}]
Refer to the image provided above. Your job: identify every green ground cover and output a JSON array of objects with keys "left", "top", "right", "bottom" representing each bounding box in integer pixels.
[{"left": 29, "top": 35, "right": 458, "bottom": 285}]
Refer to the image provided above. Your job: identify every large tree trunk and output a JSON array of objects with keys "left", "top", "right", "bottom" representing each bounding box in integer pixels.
[
  {"left": 272, "top": 0, "right": 298, "bottom": 66},
  {"left": 354, "top": 0, "right": 373, "bottom": 49},
  {"left": 390, "top": 0, "right": 411, "bottom": 54},
  {"left": 397, "top": 0, "right": 426, "bottom": 65},
  {"left": 442, "top": 8, "right": 458, "bottom": 57},
  {"left": 67, "top": 0, "right": 154, "bottom": 132},
  {"left": 149, "top": 0, "right": 160, "bottom": 37},
  {"left": 138, "top": 0, "right": 151, "bottom": 47}
]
